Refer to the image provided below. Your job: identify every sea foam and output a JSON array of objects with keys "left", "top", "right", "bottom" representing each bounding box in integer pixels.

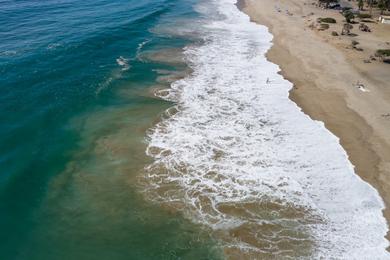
[{"left": 145, "top": 0, "right": 389, "bottom": 258}]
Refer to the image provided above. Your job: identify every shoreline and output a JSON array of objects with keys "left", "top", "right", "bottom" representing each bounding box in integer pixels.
[{"left": 239, "top": 0, "right": 390, "bottom": 241}]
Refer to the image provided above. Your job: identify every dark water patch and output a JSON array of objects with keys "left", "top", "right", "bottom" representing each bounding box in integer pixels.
[
  {"left": 0, "top": 0, "right": 222, "bottom": 258},
  {"left": 8, "top": 100, "right": 222, "bottom": 260}
]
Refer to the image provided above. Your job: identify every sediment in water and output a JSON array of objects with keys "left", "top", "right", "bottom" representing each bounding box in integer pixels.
[{"left": 144, "top": 0, "right": 389, "bottom": 258}]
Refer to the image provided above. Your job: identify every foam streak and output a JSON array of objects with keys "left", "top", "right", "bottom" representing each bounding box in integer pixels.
[{"left": 145, "top": 0, "right": 389, "bottom": 257}]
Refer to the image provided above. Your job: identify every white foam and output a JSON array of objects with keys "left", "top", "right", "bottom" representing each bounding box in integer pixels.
[
  {"left": 47, "top": 43, "right": 62, "bottom": 50},
  {"left": 145, "top": 0, "right": 389, "bottom": 257},
  {"left": 0, "top": 50, "right": 17, "bottom": 56},
  {"left": 116, "top": 56, "right": 130, "bottom": 71},
  {"left": 136, "top": 39, "right": 151, "bottom": 60}
]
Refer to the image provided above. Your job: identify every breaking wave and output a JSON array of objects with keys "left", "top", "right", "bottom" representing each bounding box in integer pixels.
[{"left": 144, "top": 0, "right": 389, "bottom": 258}]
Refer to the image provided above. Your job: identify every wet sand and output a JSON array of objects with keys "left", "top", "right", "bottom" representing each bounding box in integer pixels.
[{"left": 240, "top": 0, "right": 390, "bottom": 239}]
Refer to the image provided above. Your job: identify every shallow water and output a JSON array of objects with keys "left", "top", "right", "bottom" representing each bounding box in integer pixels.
[
  {"left": 144, "top": 0, "right": 389, "bottom": 258},
  {"left": 1, "top": 0, "right": 388, "bottom": 259},
  {"left": 0, "top": 0, "right": 221, "bottom": 259}
]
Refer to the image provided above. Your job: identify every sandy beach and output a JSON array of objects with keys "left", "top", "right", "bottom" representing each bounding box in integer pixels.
[
  {"left": 240, "top": 0, "right": 390, "bottom": 239},
  {"left": 5, "top": 0, "right": 390, "bottom": 258}
]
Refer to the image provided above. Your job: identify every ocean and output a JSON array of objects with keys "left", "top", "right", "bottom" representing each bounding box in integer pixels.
[{"left": 0, "top": 0, "right": 388, "bottom": 259}]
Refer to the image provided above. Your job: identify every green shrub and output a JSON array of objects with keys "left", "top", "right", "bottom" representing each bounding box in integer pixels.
[
  {"left": 319, "top": 23, "right": 330, "bottom": 30},
  {"left": 357, "top": 13, "right": 372, "bottom": 19},
  {"left": 376, "top": 49, "right": 390, "bottom": 57},
  {"left": 319, "top": 17, "right": 337, "bottom": 23},
  {"left": 352, "top": 40, "right": 359, "bottom": 46},
  {"left": 331, "top": 31, "right": 339, "bottom": 36},
  {"left": 343, "top": 10, "right": 355, "bottom": 23}
]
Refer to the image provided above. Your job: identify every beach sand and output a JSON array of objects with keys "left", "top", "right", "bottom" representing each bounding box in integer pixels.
[{"left": 240, "top": 0, "right": 390, "bottom": 240}]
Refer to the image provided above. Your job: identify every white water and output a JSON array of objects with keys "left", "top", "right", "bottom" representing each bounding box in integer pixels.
[
  {"left": 145, "top": 0, "right": 389, "bottom": 258},
  {"left": 116, "top": 56, "right": 130, "bottom": 71}
]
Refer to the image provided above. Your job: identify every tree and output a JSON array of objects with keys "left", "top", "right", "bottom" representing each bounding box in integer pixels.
[
  {"left": 367, "top": 0, "right": 374, "bottom": 16},
  {"left": 358, "top": 0, "right": 364, "bottom": 10},
  {"left": 378, "top": 0, "right": 386, "bottom": 14}
]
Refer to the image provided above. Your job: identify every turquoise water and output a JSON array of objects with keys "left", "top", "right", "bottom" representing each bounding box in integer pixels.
[{"left": 0, "top": 0, "right": 221, "bottom": 259}]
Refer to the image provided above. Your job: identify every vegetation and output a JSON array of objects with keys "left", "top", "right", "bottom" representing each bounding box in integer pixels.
[
  {"left": 318, "top": 0, "right": 390, "bottom": 12},
  {"left": 359, "top": 23, "right": 371, "bottom": 32},
  {"left": 319, "top": 23, "right": 330, "bottom": 30},
  {"left": 365, "top": 0, "right": 390, "bottom": 16},
  {"left": 343, "top": 10, "right": 355, "bottom": 23},
  {"left": 342, "top": 7, "right": 353, "bottom": 11},
  {"left": 376, "top": 49, "right": 390, "bottom": 63},
  {"left": 366, "top": 0, "right": 374, "bottom": 15},
  {"left": 357, "top": 13, "right": 372, "bottom": 19},
  {"left": 352, "top": 41, "right": 363, "bottom": 51},
  {"left": 378, "top": 0, "right": 387, "bottom": 14},
  {"left": 319, "top": 17, "right": 337, "bottom": 23},
  {"left": 331, "top": 31, "right": 339, "bottom": 36},
  {"left": 341, "top": 23, "right": 353, "bottom": 35},
  {"left": 376, "top": 49, "right": 390, "bottom": 57},
  {"left": 358, "top": 0, "right": 364, "bottom": 10}
]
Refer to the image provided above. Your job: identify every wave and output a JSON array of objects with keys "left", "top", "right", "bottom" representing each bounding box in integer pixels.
[
  {"left": 116, "top": 56, "right": 130, "bottom": 71},
  {"left": 144, "top": 0, "right": 389, "bottom": 258},
  {"left": 135, "top": 39, "right": 151, "bottom": 61}
]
